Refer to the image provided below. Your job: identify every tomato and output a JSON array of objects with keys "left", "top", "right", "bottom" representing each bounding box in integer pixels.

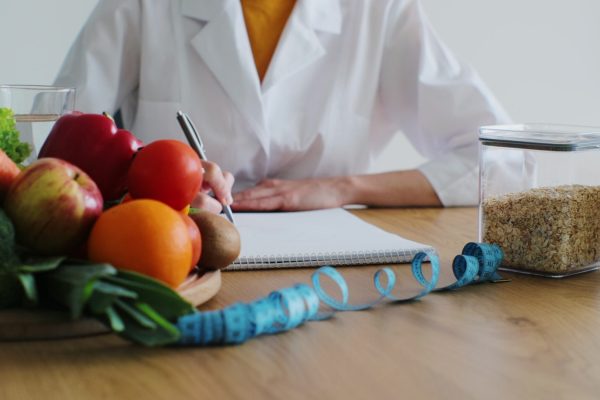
[
  {"left": 181, "top": 214, "right": 202, "bottom": 270},
  {"left": 127, "top": 140, "right": 203, "bottom": 210}
]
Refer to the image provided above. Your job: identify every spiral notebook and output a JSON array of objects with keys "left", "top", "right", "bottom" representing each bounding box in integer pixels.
[{"left": 226, "top": 208, "right": 434, "bottom": 270}]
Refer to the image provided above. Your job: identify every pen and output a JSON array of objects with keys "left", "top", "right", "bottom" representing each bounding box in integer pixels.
[{"left": 176, "top": 110, "right": 235, "bottom": 224}]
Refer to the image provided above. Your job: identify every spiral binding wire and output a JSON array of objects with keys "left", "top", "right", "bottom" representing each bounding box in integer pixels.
[{"left": 229, "top": 248, "right": 427, "bottom": 270}]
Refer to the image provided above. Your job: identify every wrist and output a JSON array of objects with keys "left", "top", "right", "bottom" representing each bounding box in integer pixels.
[
  {"left": 331, "top": 175, "right": 363, "bottom": 206},
  {"left": 330, "top": 171, "right": 443, "bottom": 208}
]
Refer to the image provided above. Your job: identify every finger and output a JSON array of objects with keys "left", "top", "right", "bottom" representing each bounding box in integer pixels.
[
  {"left": 201, "top": 161, "right": 234, "bottom": 205},
  {"left": 223, "top": 171, "right": 235, "bottom": 198},
  {"left": 234, "top": 187, "right": 278, "bottom": 202},
  {"left": 234, "top": 180, "right": 283, "bottom": 201},
  {"left": 232, "top": 195, "right": 286, "bottom": 211},
  {"left": 191, "top": 193, "right": 225, "bottom": 214}
]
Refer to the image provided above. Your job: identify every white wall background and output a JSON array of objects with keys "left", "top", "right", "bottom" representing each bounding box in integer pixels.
[{"left": 1, "top": 0, "right": 599, "bottom": 171}]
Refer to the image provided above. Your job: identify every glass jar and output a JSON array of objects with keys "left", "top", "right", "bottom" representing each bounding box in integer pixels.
[
  {"left": 0, "top": 85, "right": 75, "bottom": 163},
  {"left": 479, "top": 124, "right": 600, "bottom": 278}
]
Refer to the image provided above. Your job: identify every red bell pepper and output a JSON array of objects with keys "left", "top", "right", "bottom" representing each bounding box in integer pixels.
[{"left": 38, "top": 112, "right": 143, "bottom": 201}]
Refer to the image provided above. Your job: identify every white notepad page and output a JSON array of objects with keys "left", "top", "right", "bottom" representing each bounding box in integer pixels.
[{"left": 226, "top": 208, "right": 434, "bottom": 270}]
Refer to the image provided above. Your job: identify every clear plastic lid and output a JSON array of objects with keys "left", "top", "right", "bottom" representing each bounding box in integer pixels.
[{"left": 479, "top": 123, "right": 600, "bottom": 151}]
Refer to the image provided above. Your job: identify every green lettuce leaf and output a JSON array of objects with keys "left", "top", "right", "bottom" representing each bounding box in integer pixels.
[{"left": 0, "top": 107, "right": 32, "bottom": 165}]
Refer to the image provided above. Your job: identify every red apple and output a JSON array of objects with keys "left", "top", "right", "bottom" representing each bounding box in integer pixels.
[{"left": 3, "top": 158, "right": 103, "bottom": 255}]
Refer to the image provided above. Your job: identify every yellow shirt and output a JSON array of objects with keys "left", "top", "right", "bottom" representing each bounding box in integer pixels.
[{"left": 241, "top": 0, "right": 296, "bottom": 81}]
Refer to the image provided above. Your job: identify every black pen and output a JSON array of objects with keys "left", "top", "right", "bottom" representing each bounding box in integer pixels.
[{"left": 176, "top": 111, "right": 235, "bottom": 224}]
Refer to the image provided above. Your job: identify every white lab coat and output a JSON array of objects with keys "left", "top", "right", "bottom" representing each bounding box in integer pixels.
[{"left": 55, "top": 0, "right": 510, "bottom": 206}]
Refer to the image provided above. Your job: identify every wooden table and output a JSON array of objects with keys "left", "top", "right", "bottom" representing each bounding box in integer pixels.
[{"left": 2, "top": 208, "right": 599, "bottom": 400}]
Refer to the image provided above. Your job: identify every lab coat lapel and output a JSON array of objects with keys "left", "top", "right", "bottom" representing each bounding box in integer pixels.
[
  {"left": 262, "top": 0, "right": 342, "bottom": 93},
  {"left": 181, "top": 0, "right": 268, "bottom": 150}
]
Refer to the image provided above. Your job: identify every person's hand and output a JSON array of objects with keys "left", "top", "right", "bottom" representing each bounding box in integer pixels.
[
  {"left": 232, "top": 177, "right": 352, "bottom": 211},
  {"left": 232, "top": 170, "right": 443, "bottom": 211},
  {"left": 191, "top": 160, "right": 234, "bottom": 214}
]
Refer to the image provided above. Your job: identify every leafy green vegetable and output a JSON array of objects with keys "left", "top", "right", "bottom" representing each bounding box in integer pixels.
[
  {"left": 0, "top": 107, "right": 32, "bottom": 165},
  {"left": 1, "top": 210, "right": 65, "bottom": 307},
  {"left": 114, "top": 299, "right": 157, "bottom": 329},
  {"left": 105, "top": 270, "right": 195, "bottom": 319},
  {"left": 0, "top": 273, "right": 22, "bottom": 308},
  {"left": 17, "top": 256, "right": 66, "bottom": 274},
  {"left": 0, "top": 209, "right": 19, "bottom": 269},
  {"left": 41, "top": 262, "right": 116, "bottom": 318},
  {"left": 42, "top": 265, "right": 193, "bottom": 346},
  {"left": 17, "top": 273, "right": 37, "bottom": 304},
  {"left": 0, "top": 209, "right": 22, "bottom": 307},
  {"left": 105, "top": 306, "right": 125, "bottom": 332},
  {"left": 116, "top": 301, "right": 183, "bottom": 347},
  {"left": 0, "top": 206, "right": 194, "bottom": 346}
]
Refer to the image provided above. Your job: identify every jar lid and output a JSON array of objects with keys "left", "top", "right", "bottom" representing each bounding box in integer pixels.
[{"left": 479, "top": 124, "right": 600, "bottom": 151}]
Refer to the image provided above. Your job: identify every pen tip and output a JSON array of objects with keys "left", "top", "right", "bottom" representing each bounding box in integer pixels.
[{"left": 177, "top": 110, "right": 184, "bottom": 117}]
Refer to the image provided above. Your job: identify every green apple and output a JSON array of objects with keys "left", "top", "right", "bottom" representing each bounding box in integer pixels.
[{"left": 3, "top": 158, "right": 104, "bottom": 256}]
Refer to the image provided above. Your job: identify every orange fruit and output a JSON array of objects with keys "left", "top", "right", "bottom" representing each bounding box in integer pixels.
[
  {"left": 122, "top": 192, "right": 191, "bottom": 214},
  {"left": 87, "top": 199, "right": 193, "bottom": 288}
]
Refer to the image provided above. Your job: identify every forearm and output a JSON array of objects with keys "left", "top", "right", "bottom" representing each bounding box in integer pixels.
[
  {"left": 339, "top": 170, "right": 442, "bottom": 207},
  {"left": 233, "top": 171, "right": 443, "bottom": 211}
]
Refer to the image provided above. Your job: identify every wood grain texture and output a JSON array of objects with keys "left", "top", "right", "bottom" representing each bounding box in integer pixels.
[{"left": 1, "top": 208, "right": 599, "bottom": 400}]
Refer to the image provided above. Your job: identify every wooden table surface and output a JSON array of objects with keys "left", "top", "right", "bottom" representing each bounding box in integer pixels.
[{"left": 2, "top": 208, "right": 600, "bottom": 400}]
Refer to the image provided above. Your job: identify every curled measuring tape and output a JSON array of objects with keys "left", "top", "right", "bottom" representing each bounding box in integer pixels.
[{"left": 176, "top": 242, "right": 504, "bottom": 346}]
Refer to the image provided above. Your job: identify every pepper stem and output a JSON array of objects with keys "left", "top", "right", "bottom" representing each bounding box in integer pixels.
[{"left": 102, "top": 112, "right": 115, "bottom": 123}]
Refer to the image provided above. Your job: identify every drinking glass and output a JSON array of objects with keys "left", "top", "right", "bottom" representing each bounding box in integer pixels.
[{"left": 0, "top": 85, "right": 76, "bottom": 163}]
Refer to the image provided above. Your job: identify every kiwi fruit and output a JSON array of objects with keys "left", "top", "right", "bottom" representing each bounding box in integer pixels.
[{"left": 189, "top": 210, "right": 241, "bottom": 270}]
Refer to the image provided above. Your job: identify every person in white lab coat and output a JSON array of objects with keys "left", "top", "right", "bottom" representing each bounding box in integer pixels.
[{"left": 55, "top": 0, "right": 510, "bottom": 212}]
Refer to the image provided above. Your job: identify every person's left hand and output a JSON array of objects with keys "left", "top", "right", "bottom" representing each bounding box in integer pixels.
[{"left": 232, "top": 177, "right": 351, "bottom": 211}]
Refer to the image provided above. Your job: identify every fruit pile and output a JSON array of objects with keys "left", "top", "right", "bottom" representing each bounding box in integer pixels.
[{"left": 0, "top": 112, "right": 240, "bottom": 289}]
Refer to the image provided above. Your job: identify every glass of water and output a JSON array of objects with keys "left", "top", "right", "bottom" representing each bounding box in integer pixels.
[{"left": 0, "top": 85, "right": 76, "bottom": 163}]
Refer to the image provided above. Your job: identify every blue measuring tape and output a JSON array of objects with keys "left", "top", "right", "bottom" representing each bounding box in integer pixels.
[{"left": 176, "top": 242, "right": 504, "bottom": 346}]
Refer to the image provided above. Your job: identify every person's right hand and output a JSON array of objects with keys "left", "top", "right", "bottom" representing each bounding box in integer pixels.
[{"left": 191, "top": 160, "right": 234, "bottom": 214}]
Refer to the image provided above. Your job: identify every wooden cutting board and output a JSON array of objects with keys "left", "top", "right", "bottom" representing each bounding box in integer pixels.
[{"left": 0, "top": 269, "right": 221, "bottom": 341}]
